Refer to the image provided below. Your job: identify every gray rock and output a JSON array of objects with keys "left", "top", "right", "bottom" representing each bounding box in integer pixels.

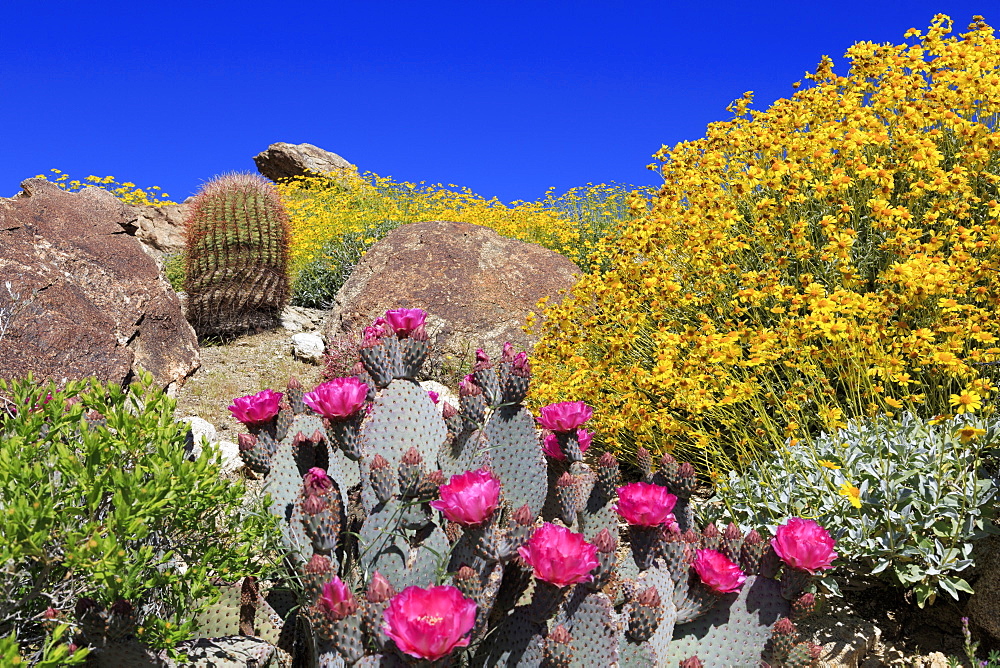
[
  {"left": 180, "top": 416, "right": 218, "bottom": 459},
  {"left": 281, "top": 304, "right": 326, "bottom": 332},
  {"left": 253, "top": 142, "right": 354, "bottom": 182},
  {"left": 292, "top": 332, "right": 325, "bottom": 364}
]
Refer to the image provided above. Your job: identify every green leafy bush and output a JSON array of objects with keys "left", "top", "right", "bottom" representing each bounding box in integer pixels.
[
  {"left": 704, "top": 412, "right": 1000, "bottom": 606},
  {"left": 290, "top": 219, "right": 400, "bottom": 309},
  {"left": 0, "top": 373, "right": 281, "bottom": 661}
]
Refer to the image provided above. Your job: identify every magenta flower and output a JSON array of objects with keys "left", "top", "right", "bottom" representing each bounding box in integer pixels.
[
  {"left": 518, "top": 523, "right": 599, "bottom": 587},
  {"left": 693, "top": 549, "right": 747, "bottom": 594},
  {"left": 302, "top": 377, "right": 368, "bottom": 420},
  {"left": 228, "top": 389, "right": 283, "bottom": 426},
  {"left": 542, "top": 428, "right": 593, "bottom": 461},
  {"left": 614, "top": 482, "right": 678, "bottom": 527},
  {"left": 384, "top": 308, "right": 427, "bottom": 337},
  {"left": 383, "top": 585, "right": 477, "bottom": 660},
  {"left": 316, "top": 577, "right": 358, "bottom": 621},
  {"left": 771, "top": 517, "right": 838, "bottom": 574},
  {"left": 303, "top": 467, "right": 334, "bottom": 496},
  {"left": 536, "top": 401, "right": 593, "bottom": 432},
  {"left": 430, "top": 468, "right": 501, "bottom": 527}
]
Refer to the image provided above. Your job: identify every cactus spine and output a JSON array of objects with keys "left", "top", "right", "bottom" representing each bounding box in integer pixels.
[{"left": 183, "top": 172, "right": 291, "bottom": 338}]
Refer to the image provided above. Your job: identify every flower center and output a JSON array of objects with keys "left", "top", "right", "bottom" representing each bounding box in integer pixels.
[{"left": 415, "top": 614, "right": 443, "bottom": 625}]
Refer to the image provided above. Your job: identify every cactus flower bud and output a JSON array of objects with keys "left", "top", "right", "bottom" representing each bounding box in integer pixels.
[
  {"left": 237, "top": 433, "right": 257, "bottom": 451},
  {"left": 518, "top": 523, "right": 599, "bottom": 588},
  {"left": 548, "top": 624, "right": 571, "bottom": 644},
  {"left": 228, "top": 389, "right": 283, "bottom": 426},
  {"left": 303, "top": 467, "right": 334, "bottom": 496},
  {"left": 679, "top": 658, "right": 704, "bottom": 668},
  {"left": 441, "top": 401, "right": 458, "bottom": 419},
  {"left": 317, "top": 577, "right": 357, "bottom": 621},
  {"left": 511, "top": 351, "right": 531, "bottom": 376},
  {"left": 614, "top": 482, "right": 678, "bottom": 527},
  {"left": 382, "top": 585, "right": 477, "bottom": 660},
  {"left": 409, "top": 322, "right": 429, "bottom": 341},
  {"left": 430, "top": 468, "right": 501, "bottom": 527},
  {"left": 693, "top": 549, "right": 747, "bottom": 594},
  {"left": 773, "top": 616, "right": 797, "bottom": 635},
  {"left": 301, "top": 494, "right": 327, "bottom": 515},
  {"left": 535, "top": 401, "right": 593, "bottom": 432},
  {"left": 384, "top": 308, "right": 426, "bottom": 337},
  {"left": 635, "top": 586, "right": 661, "bottom": 607},
  {"left": 458, "top": 375, "right": 482, "bottom": 396},
  {"left": 366, "top": 571, "right": 396, "bottom": 603},
  {"left": 592, "top": 528, "right": 617, "bottom": 554},
  {"left": 771, "top": 518, "right": 838, "bottom": 574},
  {"left": 303, "top": 377, "right": 368, "bottom": 420},
  {"left": 724, "top": 522, "right": 742, "bottom": 541},
  {"left": 304, "top": 553, "right": 332, "bottom": 574},
  {"left": 401, "top": 447, "right": 423, "bottom": 467},
  {"left": 473, "top": 348, "right": 492, "bottom": 372},
  {"left": 513, "top": 504, "right": 533, "bottom": 526},
  {"left": 501, "top": 341, "right": 515, "bottom": 363}
]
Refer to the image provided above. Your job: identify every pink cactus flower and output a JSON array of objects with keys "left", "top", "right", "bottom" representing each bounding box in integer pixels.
[
  {"left": 542, "top": 428, "right": 593, "bottom": 460},
  {"left": 302, "top": 377, "right": 368, "bottom": 420},
  {"left": 303, "top": 467, "right": 334, "bottom": 496},
  {"left": 430, "top": 468, "right": 501, "bottom": 527},
  {"left": 383, "top": 585, "right": 477, "bottom": 661},
  {"left": 316, "top": 576, "right": 358, "bottom": 621},
  {"left": 384, "top": 308, "right": 427, "bottom": 337},
  {"left": 614, "top": 482, "right": 678, "bottom": 527},
  {"left": 693, "top": 549, "right": 747, "bottom": 594},
  {"left": 536, "top": 401, "right": 593, "bottom": 433},
  {"left": 518, "top": 523, "right": 599, "bottom": 587},
  {"left": 771, "top": 517, "right": 838, "bottom": 574},
  {"left": 228, "top": 389, "right": 283, "bottom": 426},
  {"left": 427, "top": 390, "right": 440, "bottom": 404}
]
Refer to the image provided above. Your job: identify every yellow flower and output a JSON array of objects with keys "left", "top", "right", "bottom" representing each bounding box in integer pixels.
[
  {"left": 949, "top": 390, "right": 983, "bottom": 414},
  {"left": 839, "top": 481, "right": 862, "bottom": 508},
  {"left": 955, "top": 427, "right": 986, "bottom": 443},
  {"left": 818, "top": 460, "right": 841, "bottom": 470}
]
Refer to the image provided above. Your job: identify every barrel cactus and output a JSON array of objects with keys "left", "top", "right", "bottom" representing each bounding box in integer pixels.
[{"left": 183, "top": 172, "right": 291, "bottom": 338}]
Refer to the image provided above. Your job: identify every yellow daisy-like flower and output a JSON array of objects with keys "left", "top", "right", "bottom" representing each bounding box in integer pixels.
[
  {"left": 839, "top": 481, "right": 862, "bottom": 509},
  {"left": 928, "top": 414, "right": 953, "bottom": 425},
  {"left": 818, "top": 460, "right": 841, "bottom": 470},
  {"left": 955, "top": 427, "right": 986, "bottom": 443},
  {"left": 949, "top": 390, "right": 983, "bottom": 414}
]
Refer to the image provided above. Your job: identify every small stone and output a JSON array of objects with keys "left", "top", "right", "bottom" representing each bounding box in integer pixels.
[{"left": 292, "top": 332, "right": 325, "bottom": 364}]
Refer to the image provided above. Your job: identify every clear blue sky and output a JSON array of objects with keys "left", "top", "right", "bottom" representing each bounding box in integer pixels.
[{"left": 1, "top": 1, "right": 992, "bottom": 203}]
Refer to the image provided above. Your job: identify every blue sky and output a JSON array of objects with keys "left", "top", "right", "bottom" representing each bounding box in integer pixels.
[{"left": 1, "top": 1, "right": 992, "bottom": 203}]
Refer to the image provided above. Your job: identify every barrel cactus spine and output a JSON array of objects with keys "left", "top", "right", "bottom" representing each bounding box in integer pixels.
[{"left": 183, "top": 172, "right": 291, "bottom": 338}]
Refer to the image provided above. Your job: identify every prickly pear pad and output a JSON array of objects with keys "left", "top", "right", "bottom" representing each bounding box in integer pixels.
[
  {"left": 359, "top": 380, "right": 447, "bottom": 512},
  {"left": 481, "top": 405, "right": 547, "bottom": 516}
]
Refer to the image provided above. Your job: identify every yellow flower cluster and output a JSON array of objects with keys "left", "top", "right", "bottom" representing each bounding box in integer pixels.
[
  {"left": 34, "top": 169, "right": 175, "bottom": 206},
  {"left": 275, "top": 169, "right": 649, "bottom": 275},
  {"left": 528, "top": 15, "right": 1000, "bottom": 472}
]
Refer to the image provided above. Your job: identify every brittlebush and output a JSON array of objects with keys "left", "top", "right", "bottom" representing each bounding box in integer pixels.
[
  {"left": 276, "top": 168, "right": 647, "bottom": 276},
  {"left": 528, "top": 15, "right": 1000, "bottom": 476}
]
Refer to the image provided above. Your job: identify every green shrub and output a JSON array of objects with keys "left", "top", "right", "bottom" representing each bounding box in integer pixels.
[
  {"left": 162, "top": 252, "right": 186, "bottom": 293},
  {"left": 0, "top": 373, "right": 282, "bottom": 661},
  {"left": 703, "top": 412, "right": 1000, "bottom": 606},
  {"left": 290, "top": 219, "right": 401, "bottom": 309}
]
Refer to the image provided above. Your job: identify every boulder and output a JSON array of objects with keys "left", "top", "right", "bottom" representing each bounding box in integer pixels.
[
  {"left": 967, "top": 534, "right": 1000, "bottom": 642},
  {"left": 323, "top": 221, "right": 582, "bottom": 378},
  {"left": 124, "top": 198, "right": 192, "bottom": 260},
  {"left": 253, "top": 142, "right": 354, "bottom": 182},
  {"left": 0, "top": 179, "right": 200, "bottom": 391}
]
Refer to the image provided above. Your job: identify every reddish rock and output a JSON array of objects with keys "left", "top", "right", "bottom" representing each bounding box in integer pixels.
[
  {"left": 0, "top": 179, "right": 199, "bottom": 390},
  {"left": 323, "top": 221, "right": 581, "bottom": 378}
]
